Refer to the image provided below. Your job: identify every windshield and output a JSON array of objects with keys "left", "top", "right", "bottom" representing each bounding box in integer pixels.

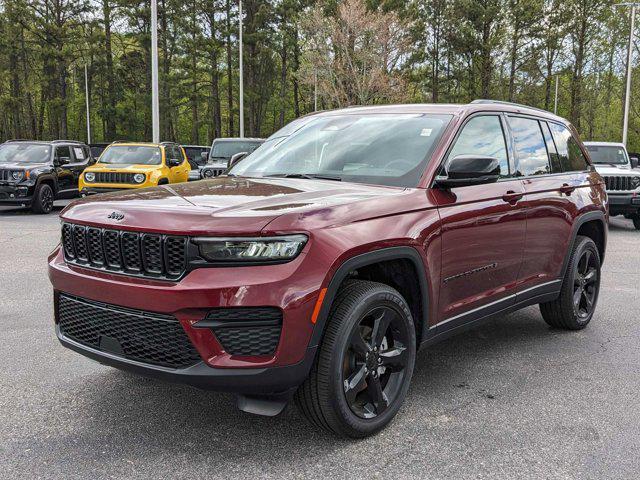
[
  {"left": 229, "top": 113, "right": 452, "bottom": 187},
  {"left": 99, "top": 145, "right": 162, "bottom": 165},
  {"left": 0, "top": 143, "right": 51, "bottom": 164},
  {"left": 586, "top": 145, "right": 629, "bottom": 165},
  {"left": 210, "top": 141, "right": 262, "bottom": 160}
]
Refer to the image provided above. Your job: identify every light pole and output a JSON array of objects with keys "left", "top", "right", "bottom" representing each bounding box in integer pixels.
[
  {"left": 238, "top": 0, "right": 244, "bottom": 138},
  {"left": 554, "top": 74, "right": 559, "bottom": 115},
  {"left": 84, "top": 64, "right": 91, "bottom": 144},
  {"left": 616, "top": 2, "right": 640, "bottom": 145},
  {"left": 151, "top": 0, "right": 160, "bottom": 143}
]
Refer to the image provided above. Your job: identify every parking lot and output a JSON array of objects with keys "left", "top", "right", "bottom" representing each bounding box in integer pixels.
[{"left": 1, "top": 202, "right": 639, "bottom": 479}]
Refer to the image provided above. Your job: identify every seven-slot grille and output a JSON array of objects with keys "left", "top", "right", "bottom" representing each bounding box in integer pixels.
[
  {"left": 603, "top": 175, "right": 640, "bottom": 191},
  {"left": 57, "top": 294, "right": 201, "bottom": 369},
  {"left": 93, "top": 172, "right": 137, "bottom": 184},
  {"left": 61, "top": 222, "right": 187, "bottom": 280}
]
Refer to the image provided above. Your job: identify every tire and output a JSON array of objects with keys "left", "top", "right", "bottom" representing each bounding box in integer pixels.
[
  {"left": 158, "top": 178, "right": 169, "bottom": 185},
  {"left": 633, "top": 215, "right": 640, "bottom": 230},
  {"left": 295, "top": 280, "right": 416, "bottom": 438},
  {"left": 31, "top": 183, "right": 54, "bottom": 214},
  {"left": 540, "top": 235, "right": 601, "bottom": 330}
]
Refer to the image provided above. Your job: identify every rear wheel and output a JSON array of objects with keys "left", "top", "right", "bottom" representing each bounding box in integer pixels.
[
  {"left": 31, "top": 183, "right": 54, "bottom": 214},
  {"left": 295, "top": 280, "right": 416, "bottom": 438},
  {"left": 540, "top": 235, "right": 601, "bottom": 330},
  {"left": 633, "top": 215, "right": 640, "bottom": 230}
]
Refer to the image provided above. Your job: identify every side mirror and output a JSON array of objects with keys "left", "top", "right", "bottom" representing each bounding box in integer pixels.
[
  {"left": 55, "top": 156, "right": 70, "bottom": 167},
  {"left": 435, "top": 155, "right": 501, "bottom": 189},
  {"left": 200, "top": 151, "right": 208, "bottom": 162},
  {"left": 228, "top": 151, "right": 248, "bottom": 169},
  {"left": 168, "top": 157, "right": 182, "bottom": 167},
  {"left": 630, "top": 156, "right": 639, "bottom": 169}
]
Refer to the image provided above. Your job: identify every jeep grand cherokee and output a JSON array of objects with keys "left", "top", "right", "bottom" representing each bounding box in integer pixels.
[{"left": 48, "top": 100, "right": 607, "bottom": 438}]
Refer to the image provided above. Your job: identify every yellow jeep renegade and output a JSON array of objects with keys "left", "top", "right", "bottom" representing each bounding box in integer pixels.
[{"left": 79, "top": 142, "right": 190, "bottom": 194}]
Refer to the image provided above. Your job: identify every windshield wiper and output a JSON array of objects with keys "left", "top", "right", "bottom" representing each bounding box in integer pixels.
[{"left": 265, "top": 173, "right": 342, "bottom": 181}]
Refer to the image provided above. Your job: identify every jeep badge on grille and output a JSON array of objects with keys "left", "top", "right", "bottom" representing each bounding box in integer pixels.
[{"left": 107, "top": 211, "right": 125, "bottom": 221}]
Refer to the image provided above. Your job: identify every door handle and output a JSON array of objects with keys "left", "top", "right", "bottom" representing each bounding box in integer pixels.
[
  {"left": 560, "top": 183, "right": 576, "bottom": 195},
  {"left": 502, "top": 190, "right": 524, "bottom": 204}
]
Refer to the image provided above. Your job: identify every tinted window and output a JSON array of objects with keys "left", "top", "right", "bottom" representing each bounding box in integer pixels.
[
  {"left": 540, "top": 122, "right": 562, "bottom": 173},
  {"left": 447, "top": 116, "right": 509, "bottom": 176},
  {"left": 56, "top": 146, "right": 71, "bottom": 161},
  {"left": 549, "top": 123, "right": 589, "bottom": 172},
  {"left": 210, "top": 141, "right": 262, "bottom": 160},
  {"left": 508, "top": 117, "right": 550, "bottom": 176}
]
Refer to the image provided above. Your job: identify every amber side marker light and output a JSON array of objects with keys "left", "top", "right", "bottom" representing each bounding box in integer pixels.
[{"left": 311, "top": 288, "right": 327, "bottom": 324}]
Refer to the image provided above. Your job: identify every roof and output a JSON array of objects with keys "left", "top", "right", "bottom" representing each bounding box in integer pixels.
[
  {"left": 3, "top": 139, "right": 86, "bottom": 145},
  {"left": 583, "top": 141, "right": 626, "bottom": 148},
  {"left": 212, "top": 137, "right": 264, "bottom": 143},
  {"left": 306, "top": 100, "right": 567, "bottom": 124}
]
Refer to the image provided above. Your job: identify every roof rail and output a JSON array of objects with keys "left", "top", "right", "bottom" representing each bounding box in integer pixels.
[
  {"left": 4, "top": 139, "right": 35, "bottom": 143},
  {"left": 470, "top": 99, "right": 552, "bottom": 115},
  {"left": 51, "top": 139, "right": 83, "bottom": 144}
]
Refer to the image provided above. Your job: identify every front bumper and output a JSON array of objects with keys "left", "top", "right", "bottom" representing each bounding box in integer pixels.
[
  {"left": 81, "top": 187, "right": 133, "bottom": 195},
  {"left": 57, "top": 325, "right": 317, "bottom": 393},
  {"left": 48, "top": 245, "right": 326, "bottom": 393},
  {"left": 607, "top": 193, "right": 640, "bottom": 214},
  {"left": 0, "top": 184, "right": 33, "bottom": 205}
]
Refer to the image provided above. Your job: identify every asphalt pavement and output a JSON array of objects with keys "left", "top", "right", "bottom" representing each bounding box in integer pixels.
[{"left": 1, "top": 202, "right": 639, "bottom": 479}]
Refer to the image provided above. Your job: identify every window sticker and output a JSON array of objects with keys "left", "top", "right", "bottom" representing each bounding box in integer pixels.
[
  {"left": 74, "top": 147, "right": 85, "bottom": 160},
  {"left": 420, "top": 128, "right": 433, "bottom": 137}
]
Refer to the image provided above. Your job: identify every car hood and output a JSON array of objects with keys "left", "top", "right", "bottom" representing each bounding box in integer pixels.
[
  {"left": 593, "top": 164, "right": 634, "bottom": 175},
  {"left": 60, "top": 176, "right": 420, "bottom": 235},
  {"left": 87, "top": 163, "right": 162, "bottom": 173},
  {"left": 0, "top": 162, "right": 49, "bottom": 170}
]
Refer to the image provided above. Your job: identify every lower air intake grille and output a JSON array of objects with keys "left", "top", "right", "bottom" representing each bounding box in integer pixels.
[
  {"left": 57, "top": 294, "right": 201, "bottom": 369},
  {"left": 204, "top": 308, "right": 283, "bottom": 356}
]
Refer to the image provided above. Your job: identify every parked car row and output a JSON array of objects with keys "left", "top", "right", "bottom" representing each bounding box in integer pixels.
[{"left": 0, "top": 136, "right": 263, "bottom": 213}]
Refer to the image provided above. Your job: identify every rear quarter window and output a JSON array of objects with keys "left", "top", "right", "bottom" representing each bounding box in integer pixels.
[{"left": 548, "top": 123, "right": 589, "bottom": 172}]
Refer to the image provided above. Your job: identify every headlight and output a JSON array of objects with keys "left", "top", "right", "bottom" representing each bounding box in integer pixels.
[
  {"left": 194, "top": 235, "right": 308, "bottom": 263},
  {"left": 133, "top": 173, "right": 146, "bottom": 183},
  {"left": 202, "top": 168, "right": 214, "bottom": 178},
  {"left": 84, "top": 172, "right": 95, "bottom": 182},
  {"left": 11, "top": 171, "right": 24, "bottom": 181}
]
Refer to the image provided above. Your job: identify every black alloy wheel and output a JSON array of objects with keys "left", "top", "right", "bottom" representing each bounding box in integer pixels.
[
  {"left": 572, "top": 248, "right": 598, "bottom": 319},
  {"left": 343, "top": 305, "right": 410, "bottom": 419},
  {"left": 32, "top": 184, "right": 54, "bottom": 214},
  {"left": 295, "top": 280, "right": 416, "bottom": 438},
  {"left": 540, "top": 235, "right": 601, "bottom": 330}
]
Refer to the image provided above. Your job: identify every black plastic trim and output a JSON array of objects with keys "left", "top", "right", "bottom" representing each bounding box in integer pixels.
[
  {"left": 310, "top": 246, "right": 430, "bottom": 347},
  {"left": 560, "top": 210, "right": 607, "bottom": 277},
  {"left": 57, "top": 325, "right": 317, "bottom": 394}
]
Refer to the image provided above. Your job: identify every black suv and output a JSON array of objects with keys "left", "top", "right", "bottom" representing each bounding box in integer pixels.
[{"left": 0, "top": 140, "right": 94, "bottom": 213}]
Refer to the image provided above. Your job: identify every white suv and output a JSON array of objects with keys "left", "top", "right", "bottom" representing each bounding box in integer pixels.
[{"left": 584, "top": 141, "right": 640, "bottom": 230}]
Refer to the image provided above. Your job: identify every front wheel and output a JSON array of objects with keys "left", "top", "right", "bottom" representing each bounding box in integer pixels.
[
  {"left": 295, "top": 280, "right": 416, "bottom": 438},
  {"left": 633, "top": 215, "right": 640, "bottom": 230},
  {"left": 540, "top": 235, "right": 601, "bottom": 330},
  {"left": 31, "top": 183, "right": 54, "bottom": 214}
]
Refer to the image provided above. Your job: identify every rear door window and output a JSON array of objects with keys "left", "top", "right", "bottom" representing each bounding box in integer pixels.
[
  {"left": 548, "top": 123, "right": 589, "bottom": 172},
  {"left": 540, "top": 122, "right": 562, "bottom": 173},
  {"left": 447, "top": 115, "right": 510, "bottom": 177},
  {"left": 508, "top": 116, "right": 551, "bottom": 176}
]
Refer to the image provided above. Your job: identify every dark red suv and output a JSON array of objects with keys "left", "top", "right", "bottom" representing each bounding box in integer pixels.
[{"left": 49, "top": 100, "right": 607, "bottom": 437}]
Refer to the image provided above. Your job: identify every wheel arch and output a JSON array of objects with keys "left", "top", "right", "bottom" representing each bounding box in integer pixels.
[
  {"left": 309, "top": 246, "right": 430, "bottom": 349},
  {"left": 36, "top": 175, "right": 58, "bottom": 194},
  {"left": 561, "top": 210, "right": 607, "bottom": 279}
]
